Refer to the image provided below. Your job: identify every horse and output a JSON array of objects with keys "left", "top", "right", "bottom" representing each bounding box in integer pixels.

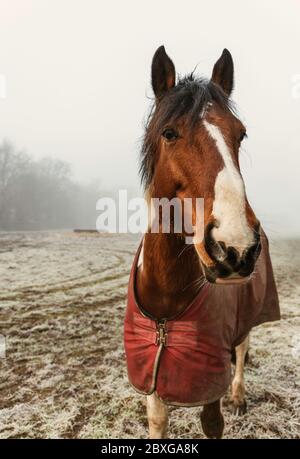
[{"left": 124, "top": 46, "right": 280, "bottom": 439}]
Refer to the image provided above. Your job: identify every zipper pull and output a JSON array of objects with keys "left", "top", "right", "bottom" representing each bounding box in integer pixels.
[{"left": 156, "top": 319, "right": 167, "bottom": 346}]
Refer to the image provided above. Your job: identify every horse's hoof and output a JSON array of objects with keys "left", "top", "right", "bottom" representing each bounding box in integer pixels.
[
  {"left": 200, "top": 411, "right": 224, "bottom": 439},
  {"left": 231, "top": 399, "right": 247, "bottom": 416}
]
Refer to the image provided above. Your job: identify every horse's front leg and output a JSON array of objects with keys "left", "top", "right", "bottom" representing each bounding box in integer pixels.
[
  {"left": 231, "top": 334, "right": 249, "bottom": 415},
  {"left": 146, "top": 393, "right": 169, "bottom": 439},
  {"left": 200, "top": 399, "right": 224, "bottom": 438}
]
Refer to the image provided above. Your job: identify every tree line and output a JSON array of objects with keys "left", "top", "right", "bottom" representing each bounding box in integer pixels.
[{"left": 0, "top": 140, "right": 101, "bottom": 231}]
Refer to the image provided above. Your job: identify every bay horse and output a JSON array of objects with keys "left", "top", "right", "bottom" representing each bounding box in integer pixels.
[{"left": 124, "top": 46, "right": 280, "bottom": 439}]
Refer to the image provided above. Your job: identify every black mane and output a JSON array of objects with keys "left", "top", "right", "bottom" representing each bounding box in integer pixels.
[{"left": 140, "top": 75, "right": 234, "bottom": 189}]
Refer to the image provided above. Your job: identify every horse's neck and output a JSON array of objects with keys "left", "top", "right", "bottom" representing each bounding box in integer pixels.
[{"left": 136, "top": 232, "right": 204, "bottom": 319}]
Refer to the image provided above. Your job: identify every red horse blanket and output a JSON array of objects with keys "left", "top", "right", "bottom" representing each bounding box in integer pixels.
[{"left": 124, "top": 231, "right": 280, "bottom": 406}]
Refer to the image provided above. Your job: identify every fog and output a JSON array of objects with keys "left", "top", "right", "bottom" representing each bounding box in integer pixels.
[{"left": 0, "top": 0, "right": 299, "bottom": 236}]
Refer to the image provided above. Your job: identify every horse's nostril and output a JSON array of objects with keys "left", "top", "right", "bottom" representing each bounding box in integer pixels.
[
  {"left": 242, "top": 240, "right": 261, "bottom": 263},
  {"left": 204, "top": 223, "right": 226, "bottom": 262},
  {"left": 218, "top": 241, "right": 226, "bottom": 252},
  {"left": 239, "top": 240, "right": 262, "bottom": 276}
]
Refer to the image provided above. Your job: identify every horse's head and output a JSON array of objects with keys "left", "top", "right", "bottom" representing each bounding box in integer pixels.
[{"left": 141, "top": 46, "right": 261, "bottom": 284}]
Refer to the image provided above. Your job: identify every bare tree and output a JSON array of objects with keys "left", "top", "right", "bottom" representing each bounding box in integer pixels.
[{"left": 0, "top": 140, "right": 102, "bottom": 231}]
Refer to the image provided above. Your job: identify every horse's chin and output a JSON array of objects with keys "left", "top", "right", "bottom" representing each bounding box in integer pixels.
[
  {"left": 199, "top": 259, "right": 251, "bottom": 285},
  {"left": 215, "top": 275, "right": 251, "bottom": 285}
]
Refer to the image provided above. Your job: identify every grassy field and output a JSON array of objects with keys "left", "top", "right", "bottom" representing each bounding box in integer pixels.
[{"left": 0, "top": 231, "right": 299, "bottom": 438}]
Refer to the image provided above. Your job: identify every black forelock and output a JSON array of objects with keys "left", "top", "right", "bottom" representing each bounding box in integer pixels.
[{"left": 140, "top": 74, "right": 235, "bottom": 189}]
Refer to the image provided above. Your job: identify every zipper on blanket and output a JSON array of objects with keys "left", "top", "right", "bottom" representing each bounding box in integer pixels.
[{"left": 156, "top": 319, "right": 167, "bottom": 346}]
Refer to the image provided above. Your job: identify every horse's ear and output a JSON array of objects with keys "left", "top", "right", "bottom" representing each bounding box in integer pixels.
[
  {"left": 151, "top": 45, "right": 176, "bottom": 100},
  {"left": 211, "top": 48, "right": 234, "bottom": 96}
]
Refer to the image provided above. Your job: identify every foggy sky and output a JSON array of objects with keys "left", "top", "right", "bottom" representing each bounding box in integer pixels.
[{"left": 0, "top": 0, "right": 299, "bottom": 237}]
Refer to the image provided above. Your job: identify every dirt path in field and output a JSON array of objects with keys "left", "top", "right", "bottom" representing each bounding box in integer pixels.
[{"left": 0, "top": 232, "right": 299, "bottom": 438}]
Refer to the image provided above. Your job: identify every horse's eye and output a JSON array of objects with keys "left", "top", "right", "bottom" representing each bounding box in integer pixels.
[
  {"left": 240, "top": 131, "right": 247, "bottom": 142},
  {"left": 162, "top": 128, "right": 178, "bottom": 141}
]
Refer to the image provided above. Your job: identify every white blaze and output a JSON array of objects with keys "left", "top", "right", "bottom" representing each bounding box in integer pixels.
[{"left": 203, "top": 120, "right": 254, "bottom": 254}]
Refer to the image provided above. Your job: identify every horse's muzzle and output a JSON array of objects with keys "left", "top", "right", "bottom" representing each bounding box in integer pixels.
[{"left": 202, "top": 222, "right": 261, "bottom": 284}]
